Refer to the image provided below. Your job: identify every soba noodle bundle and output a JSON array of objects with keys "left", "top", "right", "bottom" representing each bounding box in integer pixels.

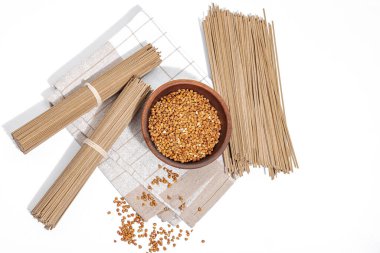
[
  {"left": 12, "top": 44, "right": 160, "bottom": 154},
  {"left": 32, "top": 78, "right": 150, "bottom": 229},
  {"left": 203, "top": 5, "right": 298, "bottom": 178}
]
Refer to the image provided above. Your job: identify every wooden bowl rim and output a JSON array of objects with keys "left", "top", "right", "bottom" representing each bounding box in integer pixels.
[{"left": 141, "top": 79, "right": 232, "bottom": 169}]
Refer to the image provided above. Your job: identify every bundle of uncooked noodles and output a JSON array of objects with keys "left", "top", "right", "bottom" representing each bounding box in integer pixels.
[
  {"left": 12, "top": 44, "right": 161, "bottom": 153},
  {"left": 32, "top": 78, "right": 151, "bottom": 229},
  {"left": 203, "top": 5, "right": 298, "bottom": 178}
]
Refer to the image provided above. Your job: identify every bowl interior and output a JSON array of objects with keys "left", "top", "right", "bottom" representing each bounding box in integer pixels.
[{"left": 142, "top": 79, "right": 231, "bottom": 169}]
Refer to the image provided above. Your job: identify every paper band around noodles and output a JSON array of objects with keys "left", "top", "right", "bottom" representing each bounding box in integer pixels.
[
  {"left": 83, "top": 138, "right": 108, "bottom": 158},
  {"left": 85, "top": 82, "right": 102, "bottom": 106}
]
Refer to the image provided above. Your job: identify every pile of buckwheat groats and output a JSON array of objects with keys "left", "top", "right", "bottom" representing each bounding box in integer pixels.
[
  {"left": 108, "top": 165, "right": 205, "bottom": 252},
  {"left": 148, "top": 89, "right": 221, "bottom": 163},
  {"left": 109, "top": 197, "right": 205, "bottom": 252}
]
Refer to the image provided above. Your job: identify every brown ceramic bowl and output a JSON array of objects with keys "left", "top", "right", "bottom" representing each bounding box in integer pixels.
[{"left": 141, "top": 79, "right": 232, "bottom": 169}]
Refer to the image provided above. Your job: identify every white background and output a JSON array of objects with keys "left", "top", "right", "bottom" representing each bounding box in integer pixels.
[{"left": 1, "top": 0, "right": 380, "bottom": 252}]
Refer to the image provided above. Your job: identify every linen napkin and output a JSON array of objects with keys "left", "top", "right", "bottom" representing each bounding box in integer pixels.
[{"left": 48, "top": 6, "right": 234, "bottom": 227}]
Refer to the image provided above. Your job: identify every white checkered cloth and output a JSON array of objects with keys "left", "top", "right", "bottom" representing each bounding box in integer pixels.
[{"left": 48, "top": 7, "right": 234, "bottom": 227}]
